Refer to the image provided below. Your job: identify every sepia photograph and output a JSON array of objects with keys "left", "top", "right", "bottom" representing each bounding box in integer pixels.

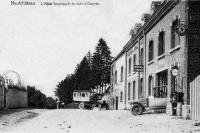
[{"left": 0, "top": 0, "right": 200, "bottom": 132}]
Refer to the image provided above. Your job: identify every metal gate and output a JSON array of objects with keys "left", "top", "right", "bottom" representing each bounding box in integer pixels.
[{"left": 190, "top": 75, "right": 200, "bottom": 120}]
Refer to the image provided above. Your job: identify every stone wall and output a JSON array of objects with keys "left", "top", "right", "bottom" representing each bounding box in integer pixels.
[{"left": 7, "top": 87, "right": 28, "bottom": 109}]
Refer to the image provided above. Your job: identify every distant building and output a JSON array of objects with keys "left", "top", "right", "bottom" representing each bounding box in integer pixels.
[{"left": 110, "top": 0, "right": 200, "bottom": 120}]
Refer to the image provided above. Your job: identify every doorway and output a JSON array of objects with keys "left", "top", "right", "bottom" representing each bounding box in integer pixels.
[{"left": 155, "top": 70, "right": 168, "bottom": 97}]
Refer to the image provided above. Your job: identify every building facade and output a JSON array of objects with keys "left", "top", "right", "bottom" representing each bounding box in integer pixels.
[
  {"left": 110, "top": 0, "right": 200, "bottom": 119},
  {"left": 111, "top": 52, "right": 126, "bottom": 109}
]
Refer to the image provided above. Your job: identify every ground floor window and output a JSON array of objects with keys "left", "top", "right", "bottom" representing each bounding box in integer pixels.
[
  {"left": 139, "top": 78, "right": 143, "bottom": 98},
  {"left": 148, "top": 76, "right": 153, "bottom": 96},
  {"left": 120, "top": 91, "right": 123, "bottom": 102},
  {"left": 133, "top": 81, "right": 136, "bottom": 100},
  {"left": 128, "top": 83, "right": 131, "bottom": 100}
]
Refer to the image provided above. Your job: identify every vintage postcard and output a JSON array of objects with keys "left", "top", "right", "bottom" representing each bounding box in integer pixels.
[{"left": 0, "top": 0, "right": 200, "bottom": 133}]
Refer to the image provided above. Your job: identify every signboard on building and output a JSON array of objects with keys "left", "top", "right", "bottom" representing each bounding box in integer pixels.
[
  {"left": 134, "top": 65, "right": 144, "bottom": 72},
  {"left": 172, "top": 66, "right": 179, "bottom": 76},
  {"left": 176, "top": 21, "right": 187, "bottom": 36}
]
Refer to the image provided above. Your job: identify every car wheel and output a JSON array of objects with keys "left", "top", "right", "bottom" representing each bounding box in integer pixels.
[
  {"left": 131, "top": 104, "right": 143, "bottom": 115},
  {"left": 79, "top": 102, "right": 84, "bottom": 109}
]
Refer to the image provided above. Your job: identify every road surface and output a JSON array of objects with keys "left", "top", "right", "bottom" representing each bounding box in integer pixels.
[{"left": 0, "top": 108, "right": 199, "bottom": 133}]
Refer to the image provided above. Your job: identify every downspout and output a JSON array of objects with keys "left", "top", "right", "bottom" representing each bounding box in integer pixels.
[
  {"left": 124, "top": 51, "right": 127, "bottom": 109},
  {"left": 185, "top": 0, "right": 189, "bottom": 105},
  {"left": 138, "top": 39, "right": 141, "bottom": 99},
  {"left": 143, "top": 30, "right": 147, "bottom": 98}
]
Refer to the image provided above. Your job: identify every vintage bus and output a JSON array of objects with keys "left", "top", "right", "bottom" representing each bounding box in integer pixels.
[{"left": 73, "top": 90, "right": 107, "bottom": 109}]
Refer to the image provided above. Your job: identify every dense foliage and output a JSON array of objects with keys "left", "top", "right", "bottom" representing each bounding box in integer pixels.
[
  {"left": 27, "top": 86, "right": 47, "bottom": 108},
  {"left": 55, "top": 38, "right": 113, "bottom": 103},
  {"left": 46, "top": 97, "right": 57, "bottom": 109}
]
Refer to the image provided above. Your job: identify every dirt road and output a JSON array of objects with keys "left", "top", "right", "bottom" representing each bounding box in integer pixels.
[{"left": 0, "top": 109, "right": 199, "bottom": 133}]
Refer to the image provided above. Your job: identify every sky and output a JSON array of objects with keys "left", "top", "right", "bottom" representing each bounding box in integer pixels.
[{"left": 0, "top": 0, "right": 153, "bottom": 97}]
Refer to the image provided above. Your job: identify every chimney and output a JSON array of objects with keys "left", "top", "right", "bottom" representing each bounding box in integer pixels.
[
  {"left": 134, "top": 23, "right": 142, "bottom": 33},
  {"left": 129, "top": 23, "right": 143, "bottom": 38},
  {"left": 150, "top": 1, "right": 162, "bottom": 14},
  {"left": 129, "top": 29, "right": 135, "bottom": 38},
  {"left": 141, "top": 13, "right": 151, "bottom": 23}
]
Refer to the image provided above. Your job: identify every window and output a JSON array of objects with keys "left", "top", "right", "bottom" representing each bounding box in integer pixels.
[
  {"left": 140, "top": 78, "right": 143, "bottom": 94},
  {"left": 158, "top": 31, "right": 165, "bottom": 56},
  {"left": 171, "top": 20, "right": 180, "bottom": 49},
  {"left": 148, "top": 40, "right": 154, "bottom": 61},
  {"left": 133, "top": 81, "right": 136, "bottom": 100},
  {"left": 73, "top": 93, "right": 76, "bottom": 97},
  {"left": 148, "top": 76, "right": 153, "bottom": 96},
  {"left": 139, "top": 78, "right": 143, "bottom": 98},
  {"left": 128, "top": 83, "right": 131, "bottom": 100},
  {"left": 82, "top": 93, "right": 85, "bottom": 97},
  {"left": 120, "top": 91, "right": 123, "bottom": 102},
  {"left": 120, "top": 66, "right": 123, "bottom": 82},
  {"left": 133, "top": 54, "right": 136, "bottom": 72},
  {"left": 128, "top": 58, "right": 132, "bottom": 74},
  {"left": 157, "top": 70, "right": 168, "bottom": 87},
  {"left": 140, "top": 48, "right": 144, "bottom": 65},
  {"left": 115, "top": 71, "right": 117, "bottom": 84},
  {"left": 111, "top": 67, "right": 114, "bottom": 83}
]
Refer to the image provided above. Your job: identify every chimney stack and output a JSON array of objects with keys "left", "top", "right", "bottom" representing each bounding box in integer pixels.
[
  {"left": 129, "top": 29, "right": 135, "bottom": 38},
  {"left": 150, "top": 1, "right": 162, "bottom": 14},
  {"left": 129, "top": 23, "right": 142, "bottom": 38},
  {"left": 134, "top": 23, "right": 142, "bottom": 33},
  {"left": 141, "top": 13, "right": 151, "bottom": 23}
]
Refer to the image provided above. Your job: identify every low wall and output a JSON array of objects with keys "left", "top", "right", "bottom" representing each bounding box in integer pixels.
[{"left": 7, "top": 87, "right": 28, "bottom": 109}]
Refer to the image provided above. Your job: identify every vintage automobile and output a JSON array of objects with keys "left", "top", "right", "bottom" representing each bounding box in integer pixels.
[
  {"left": 129, "top": 86, "right": 167, "bottom": 115},
  {"left": 73, "top": 90, "right": 91, "bottom": 109}
]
